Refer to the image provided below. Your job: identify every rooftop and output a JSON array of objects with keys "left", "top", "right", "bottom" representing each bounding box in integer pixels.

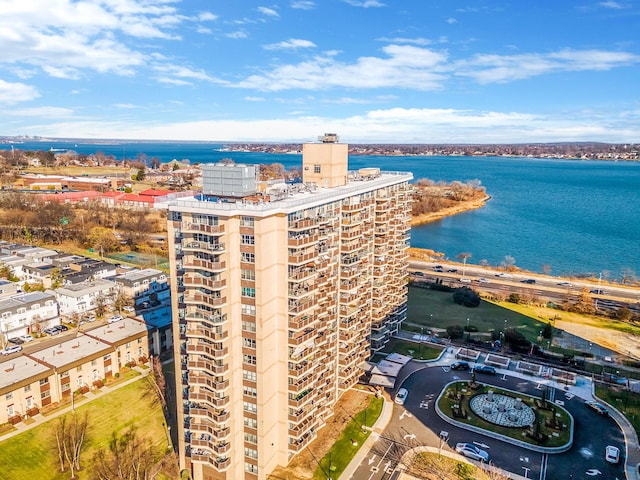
[
  {"left": 0, "top": 356, "right": 51, "bottom": 391},
  {"left": 29, "top": 334, "right": 112, "bottom": 369},
  {"left": 85, "top": 318, "right": 149, "bottom": 345}
]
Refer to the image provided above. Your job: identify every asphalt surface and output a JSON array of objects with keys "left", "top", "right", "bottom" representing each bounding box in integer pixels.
[{"left": 350, "top": 363, "right": 626, "bottom": 480}]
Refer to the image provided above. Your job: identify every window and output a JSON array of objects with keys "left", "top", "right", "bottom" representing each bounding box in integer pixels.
[
  {"left": 61, "top": 383, "right": 71, "bottom": 392},
  {"left": 5, "top": 392, "right": 12, "bottom": 401},
  {"left": 242, "top": 320, "right": 256, "bottom": 332},
  {"left": 314, "top": 164, "right": 321, "bottom": 174},
  {"left": 240, "top": 216, "right": 254, "bottom": 228},
  {"left": 243, "top": 386, "right": 257, "bottom": 398},
  {"left": 243, "top": 402, "right": 257, "bottom": 413},
  {"left": 241, "top": 287, "right": 255, "bottom": 298},
  {"left": 244, "top": 447, "right": 258, "bottom": 459},
  {"left": 241, "top": 234, "right": 255, "bottom": 245},
  {"left": 24, "top": 385, "right": 31, "bottom": 393},
  {"left": 244, "top": 433, "right": 258, "bottom": 444},
  {"left": 39, "top": 378, "right": 49, "bottom": 386},
  {"left": 244, "top": 417, "right": 258, "bottom": 429},
  {"left": 241, "top": 305, "right": 256, "bottom": 316},
  {"left": 126, "top": 342, "right": 131, "bottom": 348},
  {"left": 243, "top": 370, "right": 257, "bottom": 382},
  {"left": 103, "top": 354, "right": 111, "bottom": 361},
  {"left": 241, "top": 252, "right": 255, "bottom": 263},
  {"left": 77, "top": 376, "right": 84, "bottom": 387},
  {"left": 243, "top": 338, "right": 256, "bottom": 349},
  {"left": 91, "top": 359, "right": 98, "bottom": 366},
  {"left": 241, "top": 269, "right": 255, "bottom": 281},
  {"left": 41, "top": 391, "right": 50, "bottom": 400},
  {"left": 244, "top": 462, "right": 258, "bottom": 474},
  {"left": 25, "top": 397, "right": 33, "bottom": 409},
  {"left": 6, "top": 405, "right": 14, "bottom": 417},
  {"left": 243, "top": 355, "right": 256, "bottom": 365}
]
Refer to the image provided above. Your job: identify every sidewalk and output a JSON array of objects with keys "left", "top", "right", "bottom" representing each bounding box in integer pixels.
[{"left": 1, "top": 366, "right": 150, "bottom": 442}]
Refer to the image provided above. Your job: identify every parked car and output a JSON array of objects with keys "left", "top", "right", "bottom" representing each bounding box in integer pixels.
[
  {"left": 84, "top": 314, "right": 96, "bottom": 323},
  {"left": 0, "top": 344, "right": 23, "bottom": 356},
  {"left": 123, "top": 305, "right": 135, "bottom": 312},
  {"left": 55, "top": 325, "right": 69, "bottom": 332},
  {"left": 450, "top": 361, "right": 470, "bottom": 371},
  {"left": 605, "top": 445, "right": 620, "bottom": 464},
  {"left": 473, "top": 365, "right": 497, "bottom": 375},
  {"left": 395, "top": 388, "right": 409, "bottom": 405},
  {"left": 8, "top": 337, "right": 24, "bottom": 345},
  {"left": 141, "top": 301, "right": 151, "bottom": 309},
  {"left": 108, "top": 315, "right": 124, "bottom": 324},
  {"left": 455, "top": 443, "right": 489, "bottom": 462},
  {"left": 44, "top": 327, "right": 60, "bottom": 335},
  {"left": 586, "top": 401, "right": 609, "bottom": 416},
  {"left": 20, "top": 335, "right": 34, "bottom": 343}
]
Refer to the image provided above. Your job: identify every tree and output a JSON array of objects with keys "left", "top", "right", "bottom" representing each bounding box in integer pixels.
[
  {"left": 542, "top": 264, "right": 552, "bottom": 275},
  {"left": 453, "top": 286, "right": 481, "bottom": 307},
  {"left": 456, "top": 252, "right": 472, "bottom": 277},
  {"left": 91, "top": 428, "right": 162, "bottom": 480},
  {"left": 95, "top": 293, "right": 109, "bottom": 318},
  {"left": 55, "top": 412, "right": 89, "bottom": 479},
  {"left": 89, "top": 227, "right": 118, "bottom": 256},
  {"left": 501, "top": 255, "right": 516, "bottom": 271}
]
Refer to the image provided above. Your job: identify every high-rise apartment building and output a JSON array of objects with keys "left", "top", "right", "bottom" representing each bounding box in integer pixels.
[{"left": 169, "top": 134, "right": 412, "bottom": 480}]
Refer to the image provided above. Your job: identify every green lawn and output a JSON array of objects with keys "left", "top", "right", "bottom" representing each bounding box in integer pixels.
[
  {"left": 408, "top": 285, "right": 548, "bottom": 342},
  {"left": 0, "top": 377, "right": 169, "bottom": 480},
  {"left": 595, "top": 385, "right": 640, "bottom": 437},
  {"left": 313, "top": 395, "right": 383, "bottom": 480},
  {"left": 382, "top": 338, "right": 444, "bottom": 360}
]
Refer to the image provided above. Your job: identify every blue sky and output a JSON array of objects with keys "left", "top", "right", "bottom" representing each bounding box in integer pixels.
[{"left": 1, "top": 0, "right": 639, "bottom": 144}]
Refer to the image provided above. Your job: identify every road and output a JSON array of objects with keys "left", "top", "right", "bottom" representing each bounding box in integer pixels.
[
  {"left": 409, "top": 260, "right": 640, "bottom": 311},
  {"left": 350, "top": 363, "right": 625, "bottom": 480}
]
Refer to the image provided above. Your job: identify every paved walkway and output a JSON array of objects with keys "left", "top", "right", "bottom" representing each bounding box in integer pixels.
[
  {"left": 345, "top": 348, "right": 640, "bottom": 480},
  {"left": 0, "top": 366, "right": 151, "bottom": 442}
]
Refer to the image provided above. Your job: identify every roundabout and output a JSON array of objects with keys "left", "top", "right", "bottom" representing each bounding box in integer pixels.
[{"left": 469, "top": 391, "right": 535, "bottom": 427}]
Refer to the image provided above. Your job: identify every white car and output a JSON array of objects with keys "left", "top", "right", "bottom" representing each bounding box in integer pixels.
[
  {"left": 395, "top": 388, "right": 408, "bottom": 405},
  {"left": 123, "top": 306, "right": 135, "bottom": 312},
  {"left": 108, "top": 315, "right": 123, "bottom": 324},
  {"left": 20, "top": 335, "right": 34, "bottom": 343},
  {"left": 478, "top": 277, "right": 490, "bottom": 283},
  {"left": 0, "top": 344, "right": 23, "bottom": 356},
  {"left": 459, "top": 278, "right": 472, "bottom": 283},
  {"left": 605, "top": 445, "right": 620, "bottom": 464},
  {"left": 455, "top": 443, "right": 489, "bottom": 462}
]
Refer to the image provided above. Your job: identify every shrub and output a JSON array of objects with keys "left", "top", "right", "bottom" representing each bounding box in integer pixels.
[
  {"left": 463, "top": 324, "right": 478, "bottom": 332},
  {"left": 446, "top": 325, "right": 465, "bottom": 340},
  {"left": 452, "top": 287, "right": 481, "bottom": 307}
]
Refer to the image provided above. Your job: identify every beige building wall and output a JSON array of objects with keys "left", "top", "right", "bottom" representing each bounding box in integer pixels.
[
  {"left": 302, "top": 141, "right": 348, "bottom": 188},
  {"left": 170, "top": 139, "right": 412, "bottom": 480}
]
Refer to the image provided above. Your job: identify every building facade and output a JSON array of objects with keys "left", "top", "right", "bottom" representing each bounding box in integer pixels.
[{"left": 169, "top": 135, "right": 412, "bottom": 480}]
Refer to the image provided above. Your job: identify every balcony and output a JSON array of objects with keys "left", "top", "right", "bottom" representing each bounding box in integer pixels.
[
  {"left": 288, "top": 251, "right": 317, "bottom": 265},
  {"left": 288, "top": 298, "right": 315, "bottom": 314},
  {"left": 183, "top": 259, "right": 226, "bottom": 273},
  {"left": 183, "top": 241, "right": 226, "bottom": 254},
  {"left": 190, "top": 375, "right": 230, "bottom": 391},
  {"left": 288, "top": 266, "right": 317, "bottom": 282},
  {"left": 289, "top": 327, "right": 316, "bottom": 346},
  {"left": 187, "top": 344, "right": 229, "bottom": 359},
  {"left": 183, "top": 275, "right": 226, "bottom": 291},
  {"left": 186, "top": 328, "right": 228, "bottom": 342},
  {"left": 181, "top": 223, "right": 224, "bottom": 235},
  {"left": 184, "top": 293, "right": 226, "bottom": 308},
  {"left": 288, "top": 233, "right": 319, "bottom": 247},
  {"left": 288, "top": 313, "right": 317, "bottom": 331},
  {"left": 190, "top": 391, "right": 230, "bottom": 408},
  {"left": 288, "top": 218, "right": 316, "bottom": 230},
  {"left": 187, "top": 360, "right": 229, "bottom": 375},
  {"left": 190, "top": 406, "right": 230, "bottom": 423}
]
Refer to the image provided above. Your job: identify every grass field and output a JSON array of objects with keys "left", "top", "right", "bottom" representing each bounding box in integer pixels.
[
  {"left": 382, "top": 338, "right": 444, "bottom": 360},
  {"left": 313, "top": 395, "right": 383, "bottom": 480},
  {"left": 407, "top": 286, "right": 548, "bottom": 342},
  {"left": 0, "top": 377, "right": 169, "bottom": 480},
  {"left": 595, "top": 385, "right": 640, "bottom": 437}
]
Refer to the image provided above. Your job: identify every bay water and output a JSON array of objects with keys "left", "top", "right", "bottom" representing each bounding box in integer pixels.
[{"left": 3, "top": 141, "right": 639, "bottom": 279}]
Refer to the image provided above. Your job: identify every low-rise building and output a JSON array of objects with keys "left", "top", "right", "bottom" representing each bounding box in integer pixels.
[
  {"left": 113, "top": 268, "right": 169, "bottom": 304},
  {"left": 0, "top": 291, "right": 58, "bottom": 339},
  {"left": 0, "top": 318, "right": 150, "bottom": 424},
  {"left": 54, "top": 279, "right": 117, "bottom": 317}
]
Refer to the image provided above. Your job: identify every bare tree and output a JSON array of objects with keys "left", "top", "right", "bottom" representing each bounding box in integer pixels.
[
  {"left": 456, "top": 252, "right": 472, "bottom": 277},
  {"left": 55, "top": 412, "right": 89, "bottom": 479},
  {"left": 92, "top": 428, "right": 162, "bottom": 480},
  {"left": 542, "top": 264, "right": 552, "bottom": 276},
  {"left": 501, "top": 255, "right": 516, "bottom": 271}
]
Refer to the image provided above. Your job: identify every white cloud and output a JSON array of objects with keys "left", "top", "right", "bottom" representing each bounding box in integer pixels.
[
  {"left": 24, "top": 106, "right": 640, "bottom": 144},
  {"left": 599, "top": 1, "right": 628, "bottom": 9},
  {"left": 226, "top": 31, "right": 248, "bottom": 39},
  {"left": 376, "top": 37, "right": 433, "bottom": 46},
  {"left": 244, "top": 96, "right": 266, "bottom": 102},
  {"left": 258, "top": 6, "right": 280, "bottom": 17},
  {"left": 0, "top": 79, "right": 39, "bottom": 104},
  {"left": 291, "top": 1, "right": 316, "bottom": 10},
  {"left": 113, "top": 103, "right": 137, "bottom": 109},
  {"left": 456, "top": 49, "right": 640, "bottom": 84},
  {"left": 446, "top": 18, "right": 457, "bottom": 24},
  {"left": 264, "top": 38, "right": 317, "bottom": 50},
  {"left": 153, "top": 65, "right": 227, "bottom": 85},
  {"left": 235, "top": 45, "right": 449, "bottom": 91},
  {"left": 3, "top": 106, "right": 74, "bottom": 118},
  {"left": 198, "top": 11, "right": 218, "bottom": 21},
  {"left": 343, "top": 0, "right": 385, "bottom": 7}
]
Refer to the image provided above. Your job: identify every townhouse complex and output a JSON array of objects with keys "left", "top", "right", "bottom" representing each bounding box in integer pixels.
[{"left": 169, "top": 134, "right": 412, "bottom": 480}]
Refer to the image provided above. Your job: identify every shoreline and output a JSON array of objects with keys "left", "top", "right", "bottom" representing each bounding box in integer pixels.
[{"left": 410, "top": 194, "right": 491, "bottom": 227}]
